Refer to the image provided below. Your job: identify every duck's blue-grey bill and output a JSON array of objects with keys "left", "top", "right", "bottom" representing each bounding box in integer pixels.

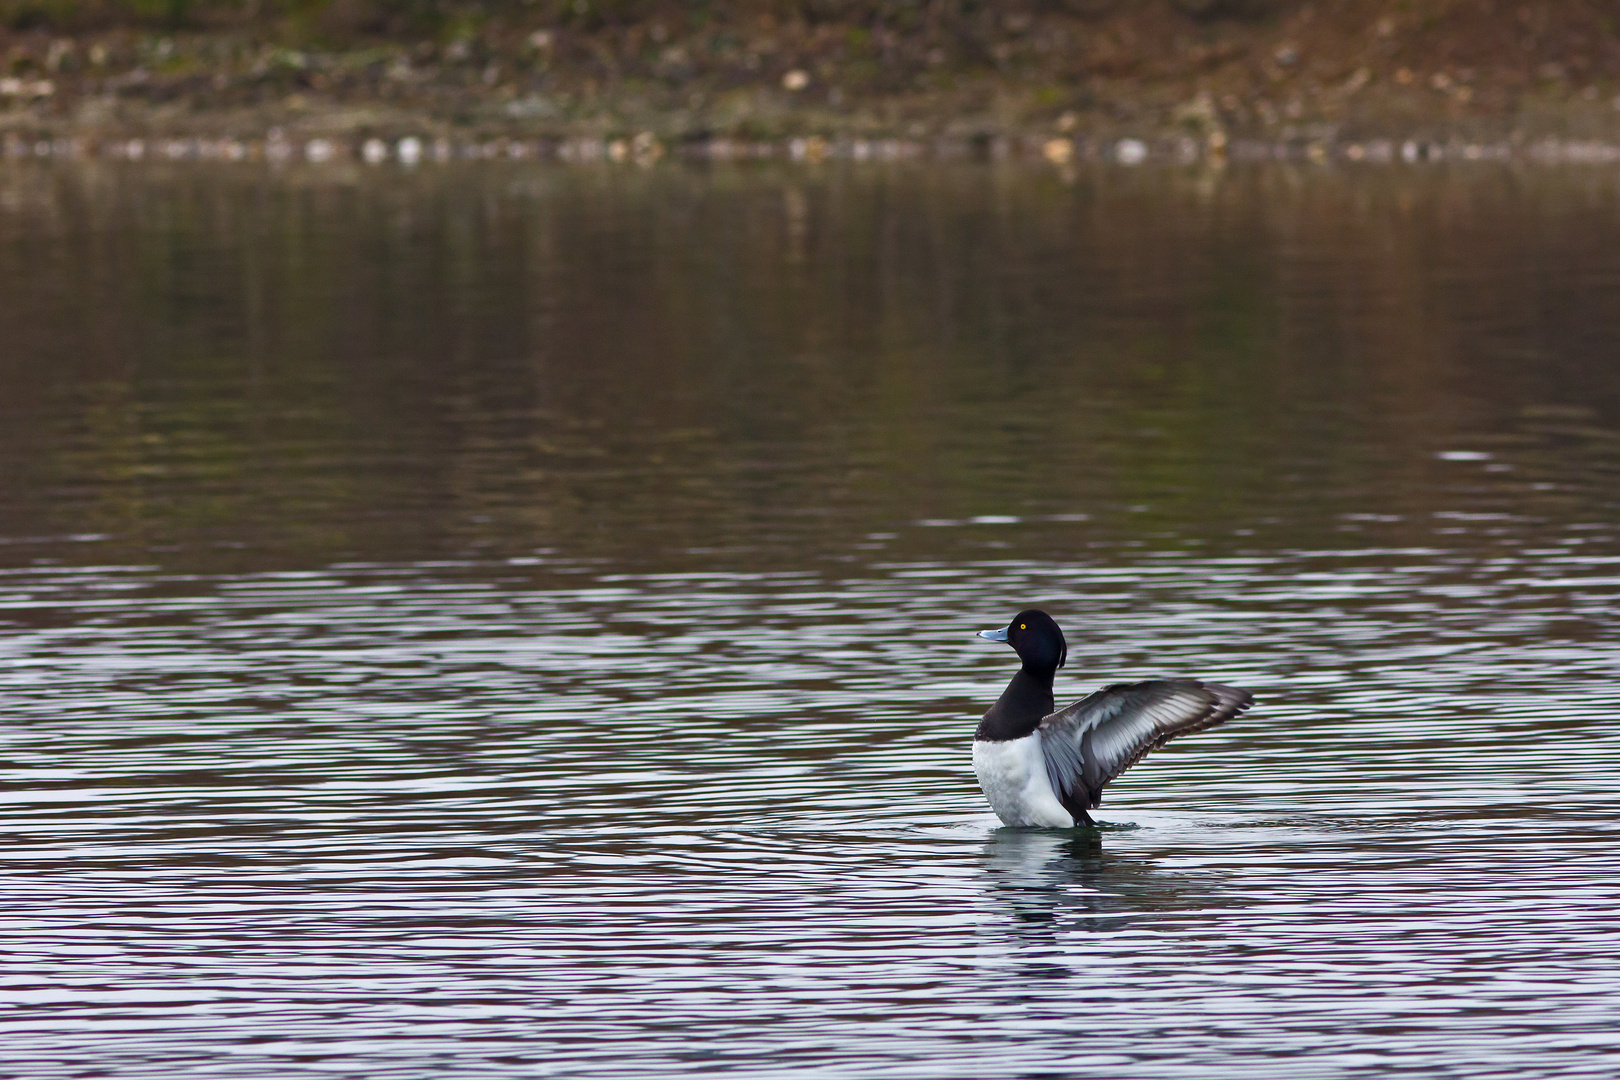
[{"left": 977, "top": 627, "right": 1009, "bottom": 642}]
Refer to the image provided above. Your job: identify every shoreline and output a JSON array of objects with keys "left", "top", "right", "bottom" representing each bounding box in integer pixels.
[
  {"left": 8, "top": 128, "right": 1620, "bottom": 168},
  {"left": 4, "top": 3, "right": 1620, "bottom": 167}
]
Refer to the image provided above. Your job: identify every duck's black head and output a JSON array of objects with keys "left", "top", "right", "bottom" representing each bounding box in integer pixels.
[{"left": 978, "top": 608, "right": 1067, "bottom": 675}]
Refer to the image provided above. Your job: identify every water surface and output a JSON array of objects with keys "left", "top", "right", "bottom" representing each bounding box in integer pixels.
[{"left": 2, "top": 161, "right": 1620, "bottom": 1077}]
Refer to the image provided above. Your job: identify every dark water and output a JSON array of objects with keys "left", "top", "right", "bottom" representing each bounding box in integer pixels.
[{"left": 3, "top": 160, "right": 1620, "bottom": 1077}]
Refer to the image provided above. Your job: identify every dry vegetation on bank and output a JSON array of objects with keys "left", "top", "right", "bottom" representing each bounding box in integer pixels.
[{"left": 1, "top": 1, "right": 1619, "bottom": 149}]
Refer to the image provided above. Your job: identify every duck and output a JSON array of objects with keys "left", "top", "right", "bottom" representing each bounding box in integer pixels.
[{"left": 973, "top": 609, "right": 1253, "bottom": 828}]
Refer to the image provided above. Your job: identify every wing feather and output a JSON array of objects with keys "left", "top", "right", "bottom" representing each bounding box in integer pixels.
[{"left": 1038, "top": 680, "right": 1253, "bottom": 818}]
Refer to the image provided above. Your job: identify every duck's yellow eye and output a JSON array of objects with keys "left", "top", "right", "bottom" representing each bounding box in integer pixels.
[{"left": 1019, "top": 623, "right": 1026, "bottom": 629}]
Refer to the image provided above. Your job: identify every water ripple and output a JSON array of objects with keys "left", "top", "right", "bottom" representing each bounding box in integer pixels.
[{"left": 0, "top": 551, "right": 1617, "bottom": 1076}]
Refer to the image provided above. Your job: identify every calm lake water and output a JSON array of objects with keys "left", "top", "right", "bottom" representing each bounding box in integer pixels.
[{"left": 2, "top": 160, "right": 1620, "bottom": 1077}]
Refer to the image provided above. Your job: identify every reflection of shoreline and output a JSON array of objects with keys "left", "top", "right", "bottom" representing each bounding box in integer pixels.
[{"left": 5, "top": 162, "right": 1620, "bottom": 580}]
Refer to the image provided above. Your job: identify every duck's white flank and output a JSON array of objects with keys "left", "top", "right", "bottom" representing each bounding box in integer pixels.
[{"left": 972, "top": 733, "right": 1075, "bottom": 828}]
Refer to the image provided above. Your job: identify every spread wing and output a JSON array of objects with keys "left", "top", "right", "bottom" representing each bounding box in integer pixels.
[{"left": 1039, "top": 680, "right": 1253, "bottom": 818}]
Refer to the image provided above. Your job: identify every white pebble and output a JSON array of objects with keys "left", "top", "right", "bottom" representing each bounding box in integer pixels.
[{"left": 1115, "top": 138, "right": 1147, "bottom": 165}]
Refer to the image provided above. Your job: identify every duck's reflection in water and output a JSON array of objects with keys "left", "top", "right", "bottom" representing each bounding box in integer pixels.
[{"left": 979, "top": 829, "right": 1222, "bottom": 953}]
